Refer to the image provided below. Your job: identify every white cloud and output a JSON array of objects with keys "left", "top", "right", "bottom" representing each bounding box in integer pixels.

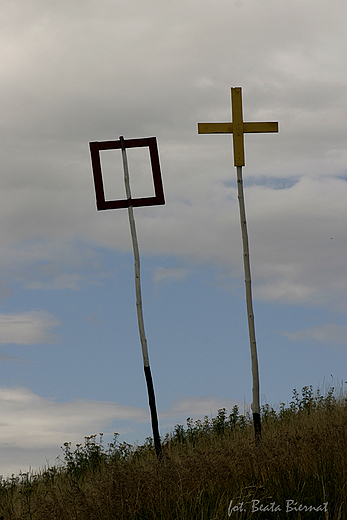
[
  {"left": 0, "top": 353, "right": 24, "bottom": 363},
  {"left": 0, "top": 0, "right": 346, "bottom": 311},
  {"left": 0, "top": 387, "right": 148, "bottom": 449},
  {"left": 0, "top": 311, "right": 60, "bottom": 345},
  {"left": 0, "top": 386, "right": 148, "bottom": 477},
  {"left": 160, "top": 395, "right": 246, "bottom": 424},
  {"left": 244, "top": 177, "right": 347, "bottom": 307},
  {"left": 153, "top": 267, "right": 190, "bottom": 285},
  {"left": 283, "top": 324, "right": 347, "bottom": 346},
  {"left": 26, "top": 273, "right": 84, "bottom": 290},
  {"left": 0, "top": 386, "right": 244, "bottom": 477}
]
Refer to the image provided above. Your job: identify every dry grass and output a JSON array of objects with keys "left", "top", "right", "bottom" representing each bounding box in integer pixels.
[{"left": 0, "top": 385, "right": 346, "bottom": 519}]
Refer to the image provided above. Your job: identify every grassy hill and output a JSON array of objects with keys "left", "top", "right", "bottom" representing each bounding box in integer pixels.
[{"left": 0, "top": 385, "right": 346, "bottom": 519}]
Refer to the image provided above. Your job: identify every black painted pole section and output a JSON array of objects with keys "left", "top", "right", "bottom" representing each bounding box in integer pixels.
[
  {"left": 144, "top": 365, "right": 162, "bottom": 459},
  {"left": 253, "top": 412, "right": 261, "bottom": 444}
]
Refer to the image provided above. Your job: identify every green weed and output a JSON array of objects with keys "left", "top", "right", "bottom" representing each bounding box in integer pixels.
[{"left": 0, "top": 385, "right": 346, "bottom": 519}]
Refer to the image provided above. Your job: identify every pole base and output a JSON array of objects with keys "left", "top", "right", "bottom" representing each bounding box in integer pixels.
[
  {"left": 144, "top": 365, "right": 162, "bottom": 460},
  {"left": 253, "top": 412, "right": 261, "bottom": 444}
]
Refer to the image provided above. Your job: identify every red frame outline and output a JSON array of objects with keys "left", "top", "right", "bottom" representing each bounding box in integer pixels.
[{"left": 89, "top": 137, "right": 165, "bottom": 210}]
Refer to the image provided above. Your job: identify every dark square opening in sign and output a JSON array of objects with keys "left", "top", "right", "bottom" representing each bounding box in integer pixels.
[{"left": 89, "top": 137, "right": 165, "bottom": 210}]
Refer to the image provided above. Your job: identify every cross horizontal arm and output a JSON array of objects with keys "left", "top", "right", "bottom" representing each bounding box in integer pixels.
[
  {"left": 198, "top": 122, "right": 278, "bottom": 134},
  {"left": 198, "top": 87, "right": 278, "bottom": 166}
]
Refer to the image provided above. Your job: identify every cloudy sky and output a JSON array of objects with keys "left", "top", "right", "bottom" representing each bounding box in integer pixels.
[{"left": 1, "top": 0, "right": 346, "bottom": 477}]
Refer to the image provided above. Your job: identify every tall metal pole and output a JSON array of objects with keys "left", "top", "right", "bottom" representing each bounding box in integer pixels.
[
  {"left": 120, "top": 136, "right": 162, "bottom": 459},
  {"left": 198, "top": 87, "right": 278, "bottom": 443},
  {"left": 236, "top": 165, "right": 261, "bottom": 442}
]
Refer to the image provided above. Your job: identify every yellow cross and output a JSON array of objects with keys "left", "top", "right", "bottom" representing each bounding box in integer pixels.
[{"left": 198, "top": 87, "right": 278, "bottom": 166}]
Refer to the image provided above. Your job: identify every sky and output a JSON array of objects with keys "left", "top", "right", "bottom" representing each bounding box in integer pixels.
[{"left": 0, "top": 0, "right": 346, "bottom": 477}]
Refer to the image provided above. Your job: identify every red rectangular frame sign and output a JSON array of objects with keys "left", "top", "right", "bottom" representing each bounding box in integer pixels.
[{"left": 89, "top": 137, "right": 165, "bottom": 210}]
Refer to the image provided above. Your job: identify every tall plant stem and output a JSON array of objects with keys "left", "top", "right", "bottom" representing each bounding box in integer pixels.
[
  {"left": 236, "top": 165, "right": 261, "bottom": 443},
  {"left": 120, "top": 136, "right": 162, "bottom": 459}
]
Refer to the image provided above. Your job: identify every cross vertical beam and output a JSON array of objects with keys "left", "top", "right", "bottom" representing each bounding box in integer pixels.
[
  {"left": 198, "top": 87, "right": 278, "bottom": 442},
  {"left": 231, "top": 87, "right": 245, "bottom": 166}
]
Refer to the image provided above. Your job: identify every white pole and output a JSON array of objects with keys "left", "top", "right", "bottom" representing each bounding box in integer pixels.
[
  {"left": 120, "top": 136, "right": 162, "bottom": 458},
  {"left": 120, "top": 141, "right": 149, "bottom": 368},
  {"left": 236, "top": 165, "right": 261, "bottom": 440}
]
